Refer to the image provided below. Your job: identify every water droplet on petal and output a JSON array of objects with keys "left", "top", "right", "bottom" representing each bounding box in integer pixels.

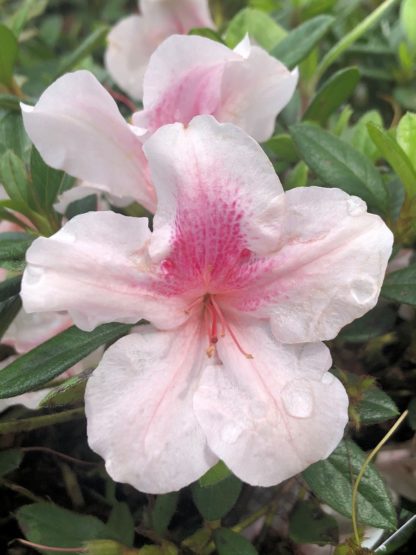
[
  {"left": 221, "top": 423, "right": 243, "bottom": 444},
  {"left": 160, "top": 258, "right": 175, "bottom": 274},
  {"left": 350, "top": 278, "right": 378, "bottom": 304},
  {"left": 347, "top": 196, "right": 366, "bottom": 216},
  {"left": 321, "top": 373, "right": 334, "bottom": 385},
  {"left": 281, "top": 380, "right": 314, "bottom": 419}
]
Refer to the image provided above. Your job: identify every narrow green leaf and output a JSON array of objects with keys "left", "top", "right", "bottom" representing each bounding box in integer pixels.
[
  {"left": 55, "top": 26, "right": 109, "bottom": 77},
  {"left": 303, "top": 67, "right": 360, "bottom": 124},
  {"left": 224, "top": 8, "right": 286, "bottom": 50},
  {"left": 270, "top": 15, "right": 334, "bottom": 69},
  {"left": 192, "top": 473, "right": 242, "bottom": 521},
  {"left": 188, "top": 28, "right": 224, "bottom": 43},
  {"left": 345, "top": 110, "right": 383, "bottom": 161},
  {"left": 151, "top": 492, "right": 179, "bottom": 536},
  {"left": 0, "top": 24, "right": 18, "bottom": 88},
  {"left": 0, "top": 448, "right": 23, "bottom": 477},
  {"left": 30, "top": 147, "right": 72, "bottom": 210},
  {"left": 400, "top": 0, "right": 416, "bottom": 51},
  {"left": 0, "top": 323, "right": 133, "bottom": 398},
  {"left": 262, "top": 134, "right": 298, "bottom": 163},
  {"left": 213, "top": 528, "right": 258, "bottom": 555},
  {"left": 0, "top": 232, "right": 33, "bottom": 268},
  {"left": 199, "top": 461, "right": 232, "bottom": 487},
  {"left": 396, "top": 112, "right": 416, "bottom": 171},
  {"left": 0, "top": 93, "right": 20, "bottom": 111},
  {"left": 368, "top": 122, "right": 416, "bottom": 200},
  {"left": 303, "top": 439, "right": 397, "bottom": 530},
  {"left": 66, "top": 194, "right": 98, "bottom": 220},
  {"left": 107, "top": 502, "right": 135, "bottom": 547},
  {"left": 17, "top": 502, "right": 119, "bottom": 554},
  {"left": 358, "top": 387, "right": 399, "bottom": 425},
  {"left": 289, "top": 500, "right": 339, "bottom": 545},
  {"left": 9, "top": 0, "right": 48, "bottom": 36},
  {"left": 39, "top": 373, "right": 88, "bottom": 408},
  {"left": 0, "top": 112, "right": 30, "bottom": 159},
  {"left": 0, "top": 150, "right": 31, "bottom": 208},
  {"left": 0, "top": 295, "right": 22, "bottom": 340},
  {"left": 381, "top": 263, "right": 416, "bottom": 305},
  {"left": 291, "top": 123, "right": 388, "bottom": 214},
  {"left": 0, "top": 275, "right": 21, "bottom": 302},
  {"left": 0, "top": 408, "right": 84, "bottom": 435}
]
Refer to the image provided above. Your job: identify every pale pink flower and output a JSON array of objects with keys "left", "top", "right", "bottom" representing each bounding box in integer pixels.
[
  {"left": 21, "top": 117, "right": 393, "bottom": 493},
  {"left": 105, "top": 0, "right": 215, "bottom": 100},
  {"left": 21, "top": 37, "right": 297, "bottom": 207},
  {"left": 133, "top": 34, "right": 298, "bottom": 142}
]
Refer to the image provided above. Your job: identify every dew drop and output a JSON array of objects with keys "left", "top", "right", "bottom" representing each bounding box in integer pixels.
[
  {"left": 347, "top": 196, "right": 366, "bottom": 216},
  {"left": 350, "top": 278, "right": 377, "bottom": 304},
  {"left": 160, "top": 258, "right": 175, "bottom": 274},
  {"left": 281, "top": 380, "right": 314, "bottom": 419}
]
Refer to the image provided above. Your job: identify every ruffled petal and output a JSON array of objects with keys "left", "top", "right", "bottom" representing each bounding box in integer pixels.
[
  {"left": 143, "top": 115, "right": 284, "bottom": 265},
  {"left": 21, "top": 211, "right": 188, "bottom": 331},
  {"left": 85, "top": 321, "right": 217, "bottom": 493},
  {"left": 193, "top": 319, "right": 348, "bottom": 487},
  {"left": 21, "top": 71, "right": 155, "bottom": 211},
  {"left": 141, "top": 0, "right": 215, "bottom": 31},
  {"left": 227, "top": 187, "right": 394, "bottom": 343}
]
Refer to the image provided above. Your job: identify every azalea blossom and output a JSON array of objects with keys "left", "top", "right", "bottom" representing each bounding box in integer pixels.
[
  {"left": 105, "top": 0, "right": 215, "bottom": 100},
  {"left": 21, "top": 36, "right": 297, "bottom": 208},
  {"left": 21, "top": 116, "right": 393, "bottom": 493}
]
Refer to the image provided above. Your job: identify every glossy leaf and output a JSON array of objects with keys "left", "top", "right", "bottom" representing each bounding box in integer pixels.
[
  {"left": 0, "top": 295, "right": 22, "bottom": 340},
  {"left": 0, "top": 232, "right": 33, "bottom": 271},
  {"left": 0, "top": 275, "right": 22, "bottom": 303},
  {"left": 0, "top": 448, "right": 23, "bottom": 478},
  {"left": 151, "top": 493, "right": 179, "bottom": 536},
  {"left": 303, "top": 439, "right": 397, "bottom": 530},
  {"left": 381, "top": 263, "right": 416, "bottom": 305},
  {"left": 338, "top": 305, "right": 396, "bottom": 342},
  {"left": 358, "top": 387, "right": 399, "bottom": 425},
  {"left": 191, "top": 473, "right": 242, "bottom": 521},
  {"left": 368, "top": 122, "right": 416, "bottom": 200},
  {"left": 0, "top": 150, "right": 32, "bottom": 208},
  {"left": 0, "top": 323, "right": 133, "bottom": 398},
  {"left": 289, "top": 500, "right": 339, "bottom": 545},
  {"left": 213, "top": 528, "right": 258, "bottom": 555},
  {"left": 270, "top": 15, "right": 334, "bottom": 69},
  {"left": 0, "top": 24, "right": 18, "bottom": 88},
  {"left": 304, "top": 67, "right": 360, "bottom": 124},
  {"left": 291, "top": 123, "right": 388, "bottom": 215},
  {"left": 224, "top": 8, "right": 286, "bottom": 50},
  {"left": 199, "top": 461, "right": 232, "bottom": 487}
]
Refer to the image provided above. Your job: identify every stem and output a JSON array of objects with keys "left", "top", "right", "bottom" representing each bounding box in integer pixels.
[
  {"left": 232, "top": 502, "right": 272, "bottom": 534},
  {"left": 17, "top": 539, "right": 87, "bottom": 553},
  {"left": 316, "top": 0, "right": 399, "bottom": 80},
  {"left": 351, "top": 410, "right": 409, "bottom": 545},
  {"left": 21, "top": 446, "right": 98, "bottom": 466}
]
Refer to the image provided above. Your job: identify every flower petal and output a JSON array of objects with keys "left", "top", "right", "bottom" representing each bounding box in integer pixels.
[
  {"left": 21, "top": 211, "right": 188, "bottom": 331},
  {"left": 228, "top": 187, "right": 394, "bottom": 343},
  {"left": 85, "top": 321, "right": 217, "bottom": 493},
  {"left": 21, "top": 70, "right": 156, "bottom": 211},
  {"left": 141, "top": 0, "right": 215, "bottom": 31},
  {"left": 194, "top": 319, "right": 348, "bottom": 487},
  {"left": 143, "top": 115, "right": 284, "bottom": 262},
  {"left": 217, "top": 46, "right": 298, "bottom": 142}
]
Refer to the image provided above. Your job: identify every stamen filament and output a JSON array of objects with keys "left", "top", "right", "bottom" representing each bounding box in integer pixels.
[{"left": 210, "top": 297, "right": 253, "bottom": 359}]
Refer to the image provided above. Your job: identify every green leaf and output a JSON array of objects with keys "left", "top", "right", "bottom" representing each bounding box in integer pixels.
[
  {"left": 344, "top": 110, "right": 383, "bottom": 161},
  {"left": 338, "top": 305, "right": 396, "bottom": 342},
  {"left": 285, "top": 161, "right": 308, "bottom": 189},
  {"left": 39, "top": 373, "right": 88, "bottom": 408},
  {"left": 0, "top": 275, "right": 21, "bottom": 303},
  {"left": 303, "top": 67, "right": 360, "bottom": 124},
  {"left": 262, "top": 134, "right": 298, "bottom": 163},
  {"left": 107, "top": 502, "right": 135, "bottom": 547},
  {"left": 0, "top": 24, "right": 18, "bottom": 88},
  {"left": 0, "top": 112, "right": 30, "bottom": 160},
  {"left": 0, "top": 150, "right": 32, "bottom": 208},
  {"left": 0, "top": 323, "right": 133, "bottom": 398},
  {"left": 192, "top": 473, "right": 242, "bottom": 521},
  {"left": 56, "top": 26, "right": 109, "bottom": 77},
  {"left": 0, "top": 448, "right": 23, "bottom": 477},
  {"left": 151, "top": 492, "right": 179, "bottom": 536},
  {"left": 65, "top": 194, "right": 98, "bottom": 220},
  {"left": 9, "top": 0, "right": 48, "bottom": 36},
  {"left": 0, "top": 408, "right": 84, "bottom": 435},
  {"left": 270, "top": 15, "right": 334, "bottom": 69},
  {"left": 30, "top": 147, "right": 73, "bottom": 210},
  {"left": 303, "top": 439, "right": 397, "bottom": 530},
  {"left": 290, "top": 123, "right": 388, "bottom": 214},
  {"left": 0, "top": 93, "right": 20, "bottom": 111},
  {"left": 396, "top": 112, "right": 416, "bottom": 172},
  {"left": 0, "top": 232, "right": 33, "bottom": 270},
  {"left": 224, "top": 8, "right": 286, "bottom": 50},
  {"left": 381, "top": 263, "right": 416, "bottom": 305},
  {"left": 188, "top": 28, "right": 224, "bottom": 43},
  {"left": 288, "top": 500, "right": 339, "bottom": 545},
  {"left": 199, "top": 461, "right": 232, "bottom": 487},
  {"left": 358, "top": 387, "right": 399, "bottom": 425},
  {"left": 213, "top": 528, "right": 258, "bottom": 555},
  {"left": 17, "top": 502, "right": 120, "bottom": 554},
  {"left": 367, "top": 122, "right": 416, "bottom": 200},
  {"left": 400, "top": 0, "right": 416, "bottom": 51},
  {"left": 0, "top": 295, "right": 22, "bottom": 340}
]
